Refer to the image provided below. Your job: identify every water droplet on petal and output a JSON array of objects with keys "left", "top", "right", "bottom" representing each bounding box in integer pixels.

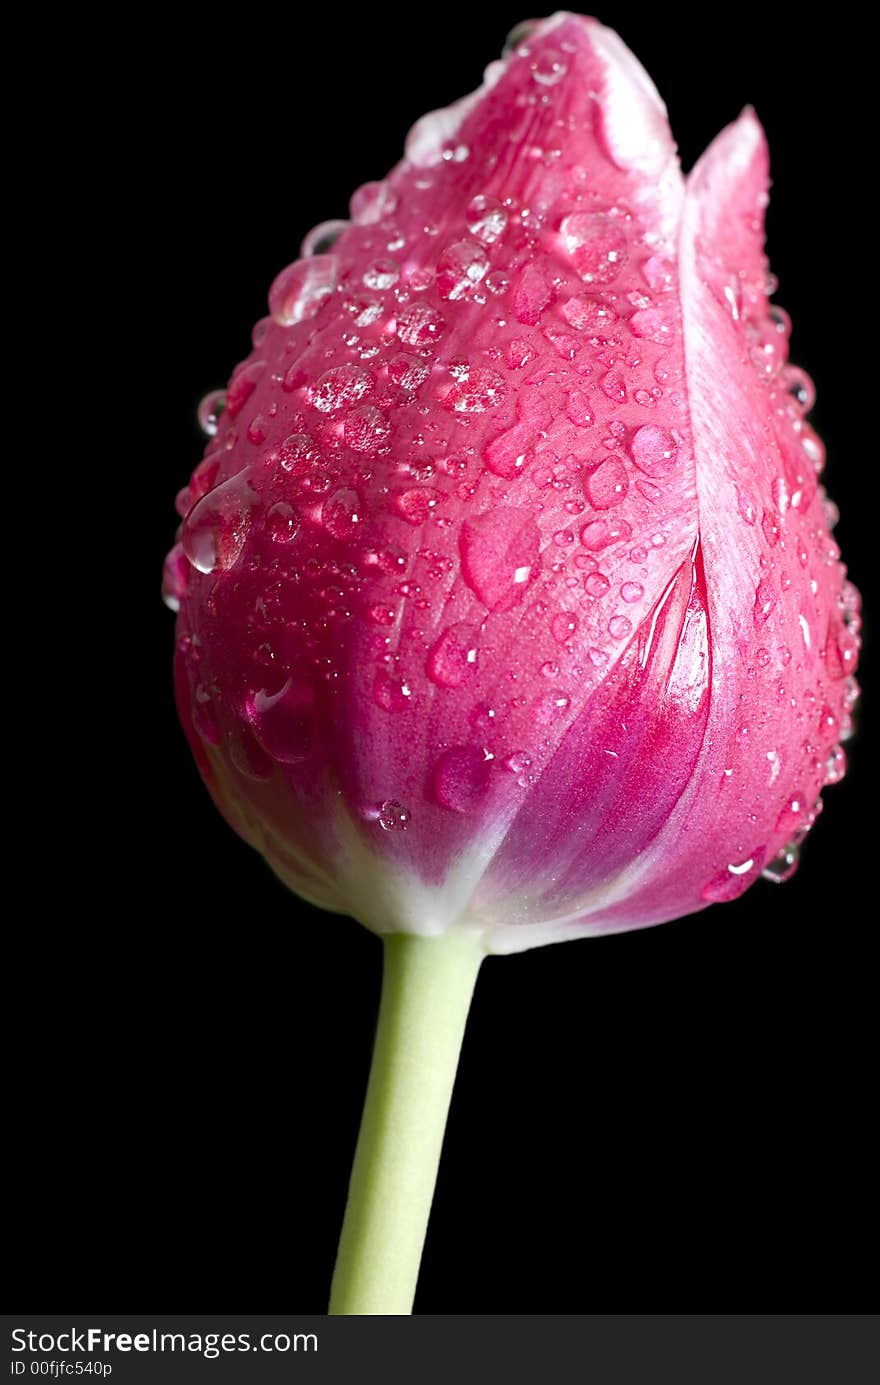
[
  {"left": 761, "top": 844, "right": 800, "bottom": 884},
  {"left": 396, "top": 301, "right": 446, "bottom": 349},
  {"left": 350, "top": 181, "right": 398, "bottom": 225},
  {"left": 432, "top": 746, "right": 491, "bottom": 812},
  {"left": 551, "top": 611, "right": 578, "bottom": 643},
  {"left": 560, "top": 212, "right": 628, "bottom": 285},
  {"left": 162, "top": 544, "right": 189, "bottom": 611},
  {"left": 301, "top": 219, "right": 348, "bottom": 256},
  {"left": 584, "top": 571, "right": 610, "bottom": 597},
  {"left": 460, "top": 507, "right": 541, "bottom": 611},
  {"left": 373, "top": 670, "right": 414, "bottom": 713},
  {"left": 580, "top": 517, "right": 632, "bottom": 550},
  {"left": 701, "top": 854, "right": 764, "bottom": 902},
  {"left": 608, "top": 614, "right": 632, "bottom": 639},
  {"left": 426, "top": 623, "right": 480, "bottom": 688},
  {"left": 310, "top": 364, "right": 374, "bottom": 413},
  {"left": 247, "top": 678, "right": 316, "bottom": 763},
  {"left": 466, "top": 194, "right": 508, "bottom": 244},
  {"left": 753, "top": 579, "right": 776, "bottom": 630},
  {"left": 268, "top": 255, "right": 338, "bottom": 326},
  {"left": 322, "top": 487, "right": 362, "bottom": 541},
  {"left": 265, "top": 502, "right": 300, "bottom": 544},
  {"left": 442, "top": 364, "right": 506, "bottom": 413},
  {"left": 363, "top": 258, "right": 400, "bottom": 290},
  {"left": 182, "top": 469, "right": 257, "bottom": 574},
  {"left": 620, "top": 581, "right": 643, "bottom": 603},
  {"left": 630, "top": 425, "right": 678, "bottom": 476},
  {"left": 436, "top": 240, "right": 489, "bottom": 300},
  {"left": 197, "top": 389, "right": 226, "bottom": 437},
  {"left": 344, "top": 405, "right": 391, "bottom": 453},
  {"left": 378, "top": 799, "right": 411, "bottom": 831},
  {"left": 586, "top": 458, "right": 629, "bottom": 509}
]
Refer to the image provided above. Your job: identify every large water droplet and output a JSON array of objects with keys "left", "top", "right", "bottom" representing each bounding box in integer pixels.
[
  {"left": 268, "top": 255, "right": 338, "bottom": 326},
  {"left": 442, "top": 364, "right": 506, "bottom": 413},
  {"left": 246, "top": 678, "right": 316, "bottom": 763},
  {"left": 350, "top": 181, "right": 398, "bottom": 225},
  {"left": 182, "top": 470, "right": 257, "bottom": 575},
  {"left": 700, "top": 854, "right": 763, "bottom": 902},
  {"left": 322, "top": 488, "right": 362, "bottom": 541},
  {"left": 378, "top": 799, "right": 411, "bottom": 831},
  {"left": 363, "top": 258, "right": 400, "bottom": 290},
  {"left": 561, "top": 294, "right": 618, "bottom": 333},
  {"left": 396, "top": 301, "right": 446, "bottom": 349},
  {"left": 630, "top": 425, "right": 678, "bottom": 477},
  {"left": 761, "top": 843, "right": 800, "bottom": 884},
  {"left": 484, "top": 422, "right": 531, "bottom": 479},
  {"left": 301, "top": 220, "right": 348, "bottom": 256},
  {"left": 344, "top": 405, "right": 391, "bottom": 453},
  {"left": 162, "top": 544, "right": 188, "bottom": 612},
  {"left": 586, "top": 458, "right": 629, "bottom": 509},
  {"left": 459, "top": 507, "right": 541, "bottom": 611},
  {"left": 466, "top": 194, "right": 508, "bottom": 244},
  {"left": 427, "top": 623, "right": 480, "bottom": 688},
  {"left": 310, "top": 364, "right": 374, "bottom": 413},
  {"left": 373, "top": 670, "right": 414, "bottom": 713},
  {"left": 559, "top": 212, "right": 628, "bottom": 285},
  {"left": 197, "top": 389, "right": 226, "bottom": 437},
  {"left": 432, "top": 746, "right": 491, "bottom": 812},
  {"left": 436, "top": 240, "right": 490, "bottom": 300}
]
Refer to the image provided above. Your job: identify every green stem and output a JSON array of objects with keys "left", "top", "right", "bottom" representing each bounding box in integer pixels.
[{"left": 329, "top": 929, "right": 485, "bottom": 1315}]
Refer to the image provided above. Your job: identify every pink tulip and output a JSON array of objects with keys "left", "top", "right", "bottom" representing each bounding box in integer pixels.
[{"left": 164, "top": 12, "right": 859, "bottom": 1312}]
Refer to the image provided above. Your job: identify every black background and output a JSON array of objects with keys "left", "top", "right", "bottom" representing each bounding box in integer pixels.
[{"left": 13, "top": 6, "right": 873, "bottom": 1312}]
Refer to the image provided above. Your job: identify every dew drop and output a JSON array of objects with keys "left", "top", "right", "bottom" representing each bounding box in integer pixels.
[
  {"left": 432, "top": 746, "right": 491, "bottom": 812},
  {"left": 584, "top": 571, "right": 610, "bottom": 597},
  {"left": 363, "top": 258, "right": 400, "bottom": 290},
  {"left": 442, "top": 364, "right": 506, "bottom": 414},
  {"left": 567, "top": 392, "right": 595, "bottom": 427},
  {"left": 551, "top": 611, "right": 578, "bottom": 643},
  {"left": 466, "top": 194, "right": 508, "bottom": 244},
  {"left": 378, "top": 799, "right": 411, "bottom": 831},
  {"left": 608, "top": 614, "right": 632, "bottom": 639},
  {"left": 265, "top": 502, "right": 300, "bottom": 544},
  {"left": 161, "top": 544, "right": 189, "bottom": 612},
  {"left": 459, "top": 507, "right": 541, "bottom": 611},
  {"left": 344, "top": 405, "right": 391, "bottom": 453},
  {"left": 630, "top": 425, "right": 678, "bottom": 477},
  {"left": 396, "top": 301, "right": 446, "bottom": 349},
  {"left": 393, "top": 487, "right": 441, "bottom": 525},
  {"left": 436, "top": 240, "right": 489, "bottom": 300},
  {"left": 562, "top": 294, "right": 618, "bottom": 333},
  {"left": 268, "top": 255, "right": 338, "bottom": 326},
  {"left": 350, "top": 181, "right": 398, "bottom": 225},
  {"left": 753, "top": 579, "right": 776, "bottom": 630},
  {"left": 579, "top": 517, "right": 632, "bottom": 551},
  {"left": 427, "top": 622, "right": 480, "bottom": 688},
  {"left": 301, "top": 219, "right": 348, "bottom": 256},
  {"left": 533, "top": 689, "right": 571, "bottom": 724},
  {"left": 586, "top": 458, "right": 629, "bottom": 510},
  {"left": 388, "top": 353, "right": 429, "bottom": 392},
  {"left": 197, "top": 389, "right": 226, "bottom": 437},
  {"left": 484, "top": 423, "right": 531, "bottom": 479},
  {"left": 373, "top": 670, "right": 414, "bottom": 713},
  {"left": 620, "top": 581, "right": 643, "bottom": 603},
  {"left": 560, "top": 212, "right": 628, "bottom": 285},
  {"left": 246, "top": 678, "right": 316, "bottom": 764},
  {"left": 601, "top": 370, "right": 626, "bottom": 403},
  {"left": 322, "top": 488, "right": 362, "bottom": 541},
  {"left": 182, "top": 470, "right": 257, "bottom": 575},
  {"left": 761, "top": 844, "right": 800, "bottom": 884},
  {"left": 629, "top": 307, "right": 674, "bottom": 343},
  {"left": 700, "top": 854, "right": 763, "bottom": 902},
  {"left": 310, "top": 364, "right": 374, "bottom": 414}
]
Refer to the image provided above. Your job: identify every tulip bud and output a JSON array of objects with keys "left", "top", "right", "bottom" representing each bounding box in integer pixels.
[
  {"left": 164, "top": 14, "right": 861, "bottom": 1315},
  {"left": 166, "top": 14, "right": 858, "bottom": 953}
]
